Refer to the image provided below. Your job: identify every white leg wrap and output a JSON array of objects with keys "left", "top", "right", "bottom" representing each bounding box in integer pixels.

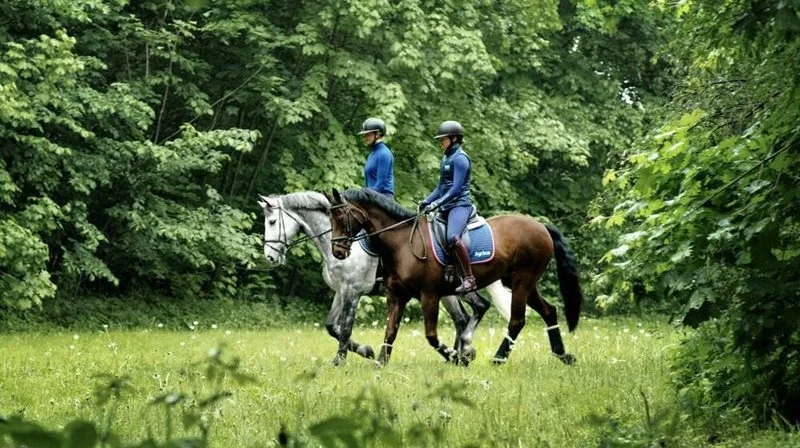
[{"left": 545, "top": 324, "right": 559, "bottom": 332}]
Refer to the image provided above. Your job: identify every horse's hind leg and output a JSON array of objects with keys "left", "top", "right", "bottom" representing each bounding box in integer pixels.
[
  {"left": 527, "top": 288, "right": 575, "bottom": 365},
  {"left": 492, "top": 275, "right": 531, "bottom": 364}
]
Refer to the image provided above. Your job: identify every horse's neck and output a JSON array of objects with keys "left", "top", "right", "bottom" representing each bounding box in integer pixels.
[
  {"left": 293, "top": 208, "right": 335, "bottom": 261},
  {"left": 361, "top": 205, "right": 409, "bottom": 251}
]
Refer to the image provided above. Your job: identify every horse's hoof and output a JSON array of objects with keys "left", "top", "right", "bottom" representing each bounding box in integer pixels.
[
  {"left": 331, "top": 355, "right": 346, "bottom": 366},
  {"left": 374, "top": 360, "right": 384, "bottom": 369},
  {"left": 492, "top": 357, "right": 508, "bottom": 365},
  {"left": 456, "top": 345, "right": 476, "bottom": 367},
  {"left": 460, "top": 345, "right": 476, "bottom": 362},
  {"left": 557, "top": 353, "right": 576, "bottom": 365},
  {"left": 445, "top": 351, "right": 460, "bottom": 364},
  {"left": 357, "top": 344, "right": 375, "bottom": 359}
]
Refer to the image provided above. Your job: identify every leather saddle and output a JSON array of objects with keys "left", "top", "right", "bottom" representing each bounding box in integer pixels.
[{"left": 431, "top": 205, "right": 486, "bottom": 251}]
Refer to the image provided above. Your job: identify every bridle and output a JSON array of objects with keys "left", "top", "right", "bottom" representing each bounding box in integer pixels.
[
  {"left": 263, "top": 199, "right": 331, "bottom": 257},
  {"left": 329, "top": 201, "right": 428, "bottom": 260},
  {"left": 328, "top": 202, "right": 369, "bottom": 256}
]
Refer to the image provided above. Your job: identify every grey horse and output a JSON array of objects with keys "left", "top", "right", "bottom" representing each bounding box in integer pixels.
[{"left": 258, "top": 191, "right": 512, "bottom": 365}]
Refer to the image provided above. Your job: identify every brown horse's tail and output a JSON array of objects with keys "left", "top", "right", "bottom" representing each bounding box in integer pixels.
[{"left": 545, "top": 224, "right": 583, "bottom": 332}]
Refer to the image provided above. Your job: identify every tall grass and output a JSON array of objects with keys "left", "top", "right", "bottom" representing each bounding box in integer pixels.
[{"left": 1, "top": 316, "right": 797, "bottom": 447}]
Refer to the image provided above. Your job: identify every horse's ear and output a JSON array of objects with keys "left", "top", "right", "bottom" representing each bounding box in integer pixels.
[
  {"left": 322, "top": 190, "right": 332, "bottom": 204},
  {"left": 332, "top": 188, "right": 342, "bottom": 204},
  {"left": 257, "top": 195, "right": 269, "bottom": 209}
]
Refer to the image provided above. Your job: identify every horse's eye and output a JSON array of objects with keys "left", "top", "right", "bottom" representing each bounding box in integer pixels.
[{"left": 269, "top": 219, "right": 277, "bottom": 225}]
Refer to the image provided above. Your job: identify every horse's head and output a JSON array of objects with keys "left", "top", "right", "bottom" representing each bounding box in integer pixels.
[
  {"left": 258, "top": 195, "right": 302, "bottom": 264},
  {"left": 326, "top": 188, "right": 368, "bottom": 260}
]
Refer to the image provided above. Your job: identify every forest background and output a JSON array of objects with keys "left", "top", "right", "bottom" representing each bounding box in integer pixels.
[{"left": 1, "top": 0, "right": 799, "bottom": 444}]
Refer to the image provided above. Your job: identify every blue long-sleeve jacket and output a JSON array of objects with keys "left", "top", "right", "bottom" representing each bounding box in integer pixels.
[
  {"left": 364, "top": 141, "right": 394, "bottom": 197},
  {"left": 423, "top": 144, "right": 472, "bottom": 211}
]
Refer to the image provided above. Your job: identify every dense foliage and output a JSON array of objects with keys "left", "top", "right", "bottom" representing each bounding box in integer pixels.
[
  {"left": 0, "top": 0, "right": 660, "bottom": 308},
  {"left": 592, "top": 0, "right": 800, "bottom": 424},
  {"left": 2, "top": 0, "right": 798, "bottom": 433}
]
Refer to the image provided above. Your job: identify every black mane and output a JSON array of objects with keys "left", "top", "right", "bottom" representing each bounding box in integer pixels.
[{"left": 341, "top": 188, "right": 415, "bottom": 221}]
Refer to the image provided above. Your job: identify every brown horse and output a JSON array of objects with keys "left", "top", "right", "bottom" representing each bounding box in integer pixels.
[{"left": 326, "top": 188, "right": 582, "bottom": 366}]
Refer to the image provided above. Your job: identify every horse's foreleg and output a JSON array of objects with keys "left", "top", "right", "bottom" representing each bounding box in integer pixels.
[
  {"left": 376, "top": 291, "right": 408, "bottom": 367},
  {"left": 326, "top": 291, "right": 350, "bottom": 366},
  {"left": 440, "top": 295, "right": 470, "bottom": 353},
  {"left": 325, "top": 291, "right": 344, "bottom": 340},
  {"left": 422, "top": 292, "right": 461, "bottom": 365},
  {"left": 331, "top": 288, "right": 375, "bottom": 366},
  {"left": 458, "top": 290, "right": 490, "bottom": 349}
]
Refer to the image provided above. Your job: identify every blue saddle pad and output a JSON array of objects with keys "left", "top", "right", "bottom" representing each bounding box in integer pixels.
[
  {"left": 357, "top": 230, "right": 379, "bottom": 257},
  {"left": 428, "top": 220, "right": 495, "bottom": 266}
]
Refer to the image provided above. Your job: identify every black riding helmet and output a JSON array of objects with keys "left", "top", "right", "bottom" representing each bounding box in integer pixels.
[
  {"left": 358, "top": 117, "right": 386, "bottom": 136},
  {"left": 433, "top": 120, "right": 464, "bottom": 139}
]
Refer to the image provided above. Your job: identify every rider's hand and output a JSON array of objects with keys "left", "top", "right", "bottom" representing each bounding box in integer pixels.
[
  {"left": 417, "top": 201, "right": 429, "bottom": 214},
  {"left": 422, "top": 202, "right": 438, "bottom": 214}
]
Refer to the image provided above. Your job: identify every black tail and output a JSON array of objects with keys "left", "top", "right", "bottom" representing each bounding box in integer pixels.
[{"left": 545, "top": 224, "right": 583, "bottom": 332}]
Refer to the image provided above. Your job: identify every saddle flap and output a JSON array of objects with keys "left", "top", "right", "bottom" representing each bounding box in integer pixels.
[
  {"left": 431, "top": 210, "right": 487, "bottom": 254},
  {"left": 428, "top": 219, "right": 495, "bottom": 267}
]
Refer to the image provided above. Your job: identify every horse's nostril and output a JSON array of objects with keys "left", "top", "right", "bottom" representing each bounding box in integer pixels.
[{"left": 267, "top": 255, "right": 274, "bottom": 262}]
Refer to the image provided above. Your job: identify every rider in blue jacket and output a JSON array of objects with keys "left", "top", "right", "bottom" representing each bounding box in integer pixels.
[
  {"left": 359, "top": 117, "right": 394, "bottom": 199},
  {"left": 419, "top": 120, "right": 476, "bottom": 293},
  {"left": 359, "top": 117, "right": 394, "bottom": 286}
]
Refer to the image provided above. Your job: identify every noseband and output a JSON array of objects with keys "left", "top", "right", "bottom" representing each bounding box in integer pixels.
[
  {"left": 263, "top": 200, "right": 331, "bottom": 256},
  {"left": 329, "top": 202, "right": 369, "bottom": 253}
]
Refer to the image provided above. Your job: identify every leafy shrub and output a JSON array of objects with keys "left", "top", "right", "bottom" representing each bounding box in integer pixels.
[
  {"left": 0, "top": 292, "right": 328, "bottom": 332},
  {"left": 0, "top": 345, "right": 254, "bottom": 448}
]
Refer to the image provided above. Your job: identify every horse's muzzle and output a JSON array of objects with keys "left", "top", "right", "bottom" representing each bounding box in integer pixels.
[
  {"left": 331, "top": 240, "right": 351, "bottom": 260},
  {"left": 332, "top": 247, "right": 350, "bottom": 260}
]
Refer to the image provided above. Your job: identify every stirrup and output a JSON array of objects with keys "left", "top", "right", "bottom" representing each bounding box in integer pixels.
[{"left": 455, "top": 276, "right": 477, "bottom": 293}]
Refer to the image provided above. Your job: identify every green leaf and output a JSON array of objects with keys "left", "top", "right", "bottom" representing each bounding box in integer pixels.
[
  {"left": 309, "top": 417, "right": 361, "bottom": 447},
  {"left": 670, "top": 243, "right": 692, "bottom": 263},
  {"left": 64, "top": 420, "right": 98, "bottom": 448}
]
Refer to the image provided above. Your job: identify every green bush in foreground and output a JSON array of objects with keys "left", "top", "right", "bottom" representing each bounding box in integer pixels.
[{"left": 0, "top": 346, "right": 253, "bottom": 448}]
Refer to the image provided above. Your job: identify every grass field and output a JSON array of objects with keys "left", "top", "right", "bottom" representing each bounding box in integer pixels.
[{"left": 1, "top": 316, "right": 797, "bottom": 447}]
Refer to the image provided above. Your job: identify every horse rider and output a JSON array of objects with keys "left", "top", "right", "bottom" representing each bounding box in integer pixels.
[
  {"left": 359, "top": 117, "right": 394, "bottom": 285},
  {"left": 418, "top": 120, "right": 476, "bottom": 293},
  {"left": 359, "top": 117, "right": 394, "bottom": 199}
]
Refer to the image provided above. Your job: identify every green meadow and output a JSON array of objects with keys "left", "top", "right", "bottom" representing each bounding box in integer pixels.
[{"left": 5, "top": 316, "right": 796, "bottom": 447}]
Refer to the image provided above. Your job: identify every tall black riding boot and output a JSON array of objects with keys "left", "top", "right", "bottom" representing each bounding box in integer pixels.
[{"left": 452, "top": 237, "right": 476, "bottom": 293}]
